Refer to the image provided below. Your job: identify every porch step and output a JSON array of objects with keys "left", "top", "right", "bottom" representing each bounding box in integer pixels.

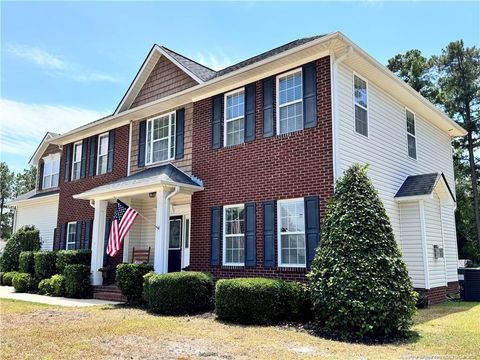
[{"left": 93, "top": 285, "right": 126, "bottom": 302}]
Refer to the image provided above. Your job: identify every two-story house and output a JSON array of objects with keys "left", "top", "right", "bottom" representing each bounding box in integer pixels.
[{"left": 11, "top": 32, "right": 466, "bottom": 304}]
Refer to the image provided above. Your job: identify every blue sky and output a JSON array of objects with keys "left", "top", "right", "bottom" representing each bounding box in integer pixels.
[{"left": 1, "top": 1, "right": 479, "bottom": 172}]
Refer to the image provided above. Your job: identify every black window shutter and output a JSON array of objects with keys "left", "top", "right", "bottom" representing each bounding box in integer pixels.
[
  {"left": 59, "top": 223, "right": 67, "bottom": 250},
  {"left": 75, "top": 222, "right": 82, "bottom": 249},
  {"left": 303, "top": 61, "right": 317, "bottom": 129},
  {"left": 64, "top": 144, "right": 72, "bottom": 182},
  {"left": 212, "top": 95, "right": 222, "bottom": 149},
  {"left": 244, "top": 202, "right": 256, "bottom": 267},
  {"left": 210, "top": 206, "right": 221, "bottom": 266},
  {"left": 304, "top": 196, "right": 320, "bottom": 268},
  {"left": 244, "top": 83, "right": 256, "bottom": 142},
  {"left": 38, "top": 161, "right": 44, "bottom": 191},
  {"left": 138, "top": 120, "right": 147, "bottom": 167},
  {"left": 89, "top": 135, "right": 97, "bottom": 177},
  {"left": 262, "top": 200, "right": 276, "bottom": 267},
  {"left": 175, "top": 108, "right": 185, "bottom": 159},
  {"left": 80, "top": 139, "right": 88, "bottom": 178},
  {"left": 103, "top": 219, "right": 112, "bottom": 265},
  {"left": 262, "top": 77, "right": 274, "bottom": 137},
  {"left": 107, "top": 129, "right": 115, "bottom": 173},
  {"left": 84, "top": 220, "right": 93, "bottom": 249}
]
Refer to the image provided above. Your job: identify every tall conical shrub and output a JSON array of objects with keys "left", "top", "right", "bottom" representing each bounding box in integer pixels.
[{"left": 308, "top": 164, "right": 416, "bottom": 341}]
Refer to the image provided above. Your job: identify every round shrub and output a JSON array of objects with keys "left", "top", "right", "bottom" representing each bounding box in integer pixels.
[
  {"left": 19, "top": 251, "right": 36, "bottom": 275},
  {"left": 34, "top": 252, "right": 57, "bottom": 280},
  {"left": 49, "top": 274, "right": 66, "bottom": 296},
  {"left": 0, "top": 226, "right": 41, "bottom": 272},
  {"left": 38, "top": 278, "right": 53, "bottom": 295},
  {"left": 116, "top": 263, "right": 154, "bottom": 303},
  {"left": 64, "top": 264, "right": 91, "bottom": 298},
  {"left": 12, "top": 273, "right": 33, "bottom": 293},
  {"left": 147, "top": 272, "right": 213, "bottom": 315},
  {"left": 2, "top": 271, "right": 19, "bottom": 286},
  {"left": 215, "top": 278, "right": 284, "bottom": 324},
  {"left": 56, "top": 250, "right": 92, "bottom": 273},
  {"left": 308, "top": 164, "right": 417, "bottom": 341}
]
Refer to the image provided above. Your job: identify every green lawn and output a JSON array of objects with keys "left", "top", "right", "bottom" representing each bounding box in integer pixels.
[{"left": 0, "top": 299, "right": 479, "bottom": 359}]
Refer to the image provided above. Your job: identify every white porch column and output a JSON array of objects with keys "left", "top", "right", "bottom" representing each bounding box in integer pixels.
[
  {"left": 90, "top": 199, "right": 108, "bottom": 285},
  {"left": 154, "top": 187, "right": 172, "bottom": 273}
]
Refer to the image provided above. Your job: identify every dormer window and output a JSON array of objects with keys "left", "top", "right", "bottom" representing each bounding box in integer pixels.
[{"left": 42, "top": 153, "right": 60, "bottom": 189}]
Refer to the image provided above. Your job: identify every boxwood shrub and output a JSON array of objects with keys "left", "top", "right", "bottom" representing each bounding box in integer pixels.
[
  {"left": 56, "top": 250, "right": 91, "bottom": 273},
  {"left": 38, "top": 278, "right": 53, "bottom": 295},
  {"left": 146, "top": 272, "right": 213, "bottom": 314},
  {"left": 39, "top": 274, "right": 65, "bottom": 296},
  {"left": 19, "top": 251, "right": 36, "bottom": 275},
  {"left": 142, "top": 272, "right": 155, "bottom": 303},
  {"left": 0, "top": 272, "right": 4, "bottom": 285},
  {"left": 2, "top": 271, "right": 19, "bottom": 286},
  {"left": 12, "top": 273, "right": 33, "bottom": 293},
  {"left": 64, "top": 264, "right": 91, "bottom": 298},
  {"left": 34, "top": 252, "right": 57, "bottom": 280},
  {"left": 280, "top": 281, "right": 313, "bottom": 321},
  {"left": 116, "top": 263, "right": 154, "bottom": 304}
]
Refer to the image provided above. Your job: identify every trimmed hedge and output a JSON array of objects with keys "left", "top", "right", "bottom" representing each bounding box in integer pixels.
[
  {"left": 281, "top": 281, "right": 313, "bottom": 321},
  {"left": 146, "top": 272, "right": 213, "bottom": 315},
  {"left": 19, "top": 251, "right": 36, "bottom": 275},
  {"left": 39, "top": 274, "right": 65, "bottom": 296},
  {"left": 0, "top": 272, "right": 3, "bottom": 285},
  {"left": 12, "top": 273, "right": 33, "bottom": 293},
  {"left": 56, "top": 250, "right": 91, "bottom": 273},
  {"left": 34, "top": 252, "right": 57, "bottom": 280},
  {"left": 116, "top": 263, "right": 154, "bottom": 303},
  {"left": 3, "top": 271, "right": 19, "bottom": 286},
  {"left": 64, "top": 264, "right": 91, "bottom": 298},
  {"left": 0, "top": 226, "right": 41, "bottom": 272},
  {"left": 142, "top": 272, "right": 154, "bottom": 303}
]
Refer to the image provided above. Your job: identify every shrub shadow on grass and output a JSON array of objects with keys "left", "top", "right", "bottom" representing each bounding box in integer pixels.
[{"left": 414, "top": 301, "right": 479, "bottom": 325}]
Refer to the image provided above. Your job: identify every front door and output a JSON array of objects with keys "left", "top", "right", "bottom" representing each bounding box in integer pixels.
[{"left": 168, "top": 216, "right": 182, "bottom": 272}]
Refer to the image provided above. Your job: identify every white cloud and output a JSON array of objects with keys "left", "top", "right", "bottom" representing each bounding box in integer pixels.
[
  {"left": 196, "top": 51, "right": 233, "bottom": 71},
  {"left": 6, "top": 43, "right": 120, "bottom": 83},
  {"left": 0, "top": 98, "right": 109, "bottom": 159}
]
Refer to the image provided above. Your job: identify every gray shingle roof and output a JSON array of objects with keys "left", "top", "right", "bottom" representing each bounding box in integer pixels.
[
  {"left": 394, "top": 173, "right": 454, "bottom": 200},
  {"left": 161, "top": 46, "right": 216, "bottom": 82},
  {"left": 8, "top": 189, "right": 59, "bottom": 204}
]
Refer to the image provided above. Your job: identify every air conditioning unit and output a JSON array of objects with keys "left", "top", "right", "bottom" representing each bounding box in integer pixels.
[{"left": 433, "top": 245, "right": 444, "bottom": 259}]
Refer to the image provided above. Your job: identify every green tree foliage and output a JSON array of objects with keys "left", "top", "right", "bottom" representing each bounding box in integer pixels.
[
  {"left": 309, "top": 165, "right": 416, "bottom": 341},
  {"left": 0, "top": 226, "right": 41, "bottom": 272},
  {"left": 0, "top": 162, "right": 14, "bottom": 239},
  {"left": 13, "top": 166, "right": 37, "bottom": 197}
]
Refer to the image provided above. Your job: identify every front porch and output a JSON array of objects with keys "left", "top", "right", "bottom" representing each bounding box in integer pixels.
[{"left": 73, "top": 164, "right": 202, "bottom": 286}]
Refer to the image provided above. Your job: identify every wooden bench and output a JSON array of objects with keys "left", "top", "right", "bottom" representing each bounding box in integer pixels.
[{"left": 132, "top": 247, "right": 151, "bottom": 264}]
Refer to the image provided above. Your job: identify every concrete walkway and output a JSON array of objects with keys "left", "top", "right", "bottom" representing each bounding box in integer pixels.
[{"left": 0, "top": 286, "right": 122, "bottom": 307}]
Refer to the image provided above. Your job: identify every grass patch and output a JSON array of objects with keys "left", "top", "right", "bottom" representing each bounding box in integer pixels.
[{"left": 0, "top": 298, "right": 478, "bottom": 359}]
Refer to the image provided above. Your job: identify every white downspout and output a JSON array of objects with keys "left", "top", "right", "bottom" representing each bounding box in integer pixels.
[{"left": 127, "top": 121, "right": 133, "bottom": 176}]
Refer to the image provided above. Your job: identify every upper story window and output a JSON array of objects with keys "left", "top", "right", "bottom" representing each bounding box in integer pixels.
[
  {"left": 97, "top": 133, "right": 109, "bottom": 175},
  {"left": 223, "top": 204, "right": 245, "bottom": 266},
  {"left": 42, "top": 154, "right": 60, "bottom": 189},
  {"left": 146, "top": 112, "right": 176, "bottom": 165},
  {"left": 66, "top": 222, "right": 76, "bottom": 250},
  {"left": 277, "top": 69, "right": 303, "bottom": 135},
  {"left": 406, "top": 109, "right": 417, "bottom": 159},
  {"left": 71, "top": 141, "right": 82, "bottom": 180},
  {"left": 354, "top": 74, "right": 368, "bottom": 137},
  {"left": 278, "top": 198, "right": 306, "bottom": 267},
  {"left": 224, "top": 89, "right": 245, "bottom": 146}
]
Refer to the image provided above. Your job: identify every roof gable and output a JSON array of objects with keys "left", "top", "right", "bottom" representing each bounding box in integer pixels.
[
  {"left": 395, "top": 173, "right": 455, "bottom": 203},
  {"left": 29, "top": 132, "right": 60, "bottom": 166}
]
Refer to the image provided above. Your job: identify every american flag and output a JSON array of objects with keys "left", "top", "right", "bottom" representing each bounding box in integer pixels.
[{"left": 107, "top": 200, "right": 138, "bottom": 257}]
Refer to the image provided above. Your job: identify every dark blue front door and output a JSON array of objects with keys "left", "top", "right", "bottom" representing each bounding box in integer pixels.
[{"left": 168, "top": 216, "right": 182, "bottom": 272}]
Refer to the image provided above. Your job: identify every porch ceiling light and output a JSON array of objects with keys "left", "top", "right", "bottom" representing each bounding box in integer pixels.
[{"left": 149, "top": 192, "right": 156, "bottom": 198}]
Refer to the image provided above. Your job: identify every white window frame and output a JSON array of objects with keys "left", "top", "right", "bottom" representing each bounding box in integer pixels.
[
  {"left": 405, "top": 108, "right": 417, "bottom": 160},
  {"left": 277, "top": 198, "right": 306, "bottom": 268},
  {"left": 276, "top": 68, "right": 304, "bottom": 136},
  {"left": 353, "top": 72, "right": 369, "bottom": 138},
  {"left": 223, "top": 88, "right": 245, "bottom": 147},
  {"left": 97, "top": 132, "right": 109, "bottom": 175},
  {"left": 145, "top": 111, "right": 176, "bottom": 165},
  {"left": 66, "top": 221, "right": 77, "bottom": 250},
  {"left": 71, "top": 141, "right": 83, "bottom": 180},
  {"left": 223, "top": 204, "right": 245, "bottom": 266},
  {"left": 42, "top": 153, "right": 60, "bottom": 189}
]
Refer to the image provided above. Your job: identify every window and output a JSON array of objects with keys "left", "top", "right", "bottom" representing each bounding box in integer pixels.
[
  {"left": 223, "top": 205, "right": 245, "bottom": 266},
  {"left": 66, "top": 222, "right": 76, "bottom": 250},
  {"left": 406, "top": 109, "right": 417, "bottom": 159},
  {"left": 96, "top": 133, "right": 109, "bottom": 175},
  {"left": 71, "top": 141, "right": 82, "bottom": 180},
  {"left": 146, "top": 112, "right": 175, "bottom": 164},
  {"left": 278, "top": 198, "right": 306, "bottom": 267},
  {"left": 277, "top": 69, "right": 303, "bottom": 135},
  {"left": 354, "top": 74, "right": 368, "bottom": 137},
  {"left": 224, "top": 89, "right": 245, "bottom": 146},
  {"left": 42, "top": 154, "right": 60, "bottom": 189}
]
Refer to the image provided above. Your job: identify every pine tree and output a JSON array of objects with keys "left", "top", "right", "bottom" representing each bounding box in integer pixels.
[{"left": 308, "top": 164, "right": 416, "bottom": 341}]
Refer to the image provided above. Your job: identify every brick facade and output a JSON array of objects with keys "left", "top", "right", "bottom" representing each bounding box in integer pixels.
[
  {"left": 54, "top": 124, "right": 130, "bottom": 266},
  {"left": 415, "top": 281, "right": 460, "bottom": 305},
  {"left": 189, "top": 56, "right": 333, "bottom": 281}
]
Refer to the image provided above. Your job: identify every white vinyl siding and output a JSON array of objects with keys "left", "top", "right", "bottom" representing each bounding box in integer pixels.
[
  {"left": 277, "top": 198, "right": 306, "bottom": 267},
  {"left": 66, "top": 222, "right": 77, "bottom": 250},
  {"left": 224, "top": 89, "right": 245, "bottom": 146},
  {"left": 406, "top": 109, "right": 417, "bottom": 159},
  {"left": 71, "top": 141, "right": 82, "bottom": 180},
  {"left": 42, "top": 154, "right": 60, "bottom": 189},
  {"left": 223, "top": 205, "right": 245, "bottom": 266},
  {"left": 127, "top": 197, "right": 156, "bottom": 265},
  {"left": 97, "top": 133, "right": 109, "bottom": 175},
  {"left": 277, "top": 69, "right": 303, "bottom": 135},
  {"left": 146, "top": 112, "right": 176, "bottom": 164}
]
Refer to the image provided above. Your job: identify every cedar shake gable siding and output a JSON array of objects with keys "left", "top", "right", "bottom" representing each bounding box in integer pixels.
[{"left": 190, "top": 56, "right": 333, "bottom": 281}]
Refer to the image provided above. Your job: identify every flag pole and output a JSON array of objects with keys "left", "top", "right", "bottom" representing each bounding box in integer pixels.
[{"left": 111, "top": 198, "right": 159, "bottom": 230}]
